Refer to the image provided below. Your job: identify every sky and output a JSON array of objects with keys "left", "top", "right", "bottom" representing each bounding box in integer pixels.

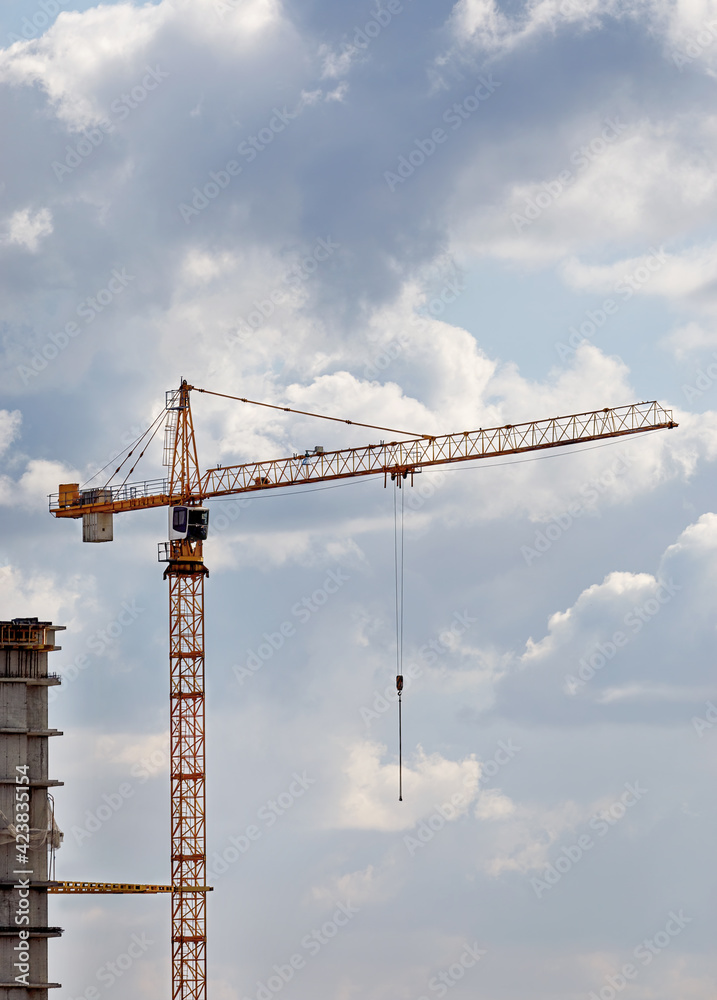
[{"left": 1, "top": 0, "right": 717, "bottom": 998}]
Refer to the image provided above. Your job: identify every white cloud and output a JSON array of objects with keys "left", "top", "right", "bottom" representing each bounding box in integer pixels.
[
  {"left": 309, "top": 864, "right": 385, "bottom": 908},
  {"left": 331, "top": 741, "right": 480, "bottom": 831},
  {"left": 210, "top": 525, "right": 367, "bottom": 571},
  {"left": 654, "top": 0, "right": 717, "bottom": 73},
  {"left": 0, "top": 458, "right": 79, "bottom": 512},
  {"left": 451, "top": 0, "right": 510, "bottom": 49},
  {"left": 2, "top": 207, "right": 53, "bottom": 251},
  {"left": 451, "top": 117, "right": 717, "bottom": 270},
  {"left": 474, "top": 787, "right": 515, "bottom": 819},
  {"left": 665, "top": 509, "right": 717, "bottom": 558},
  {"left": 92, "top": 730, "right": 169, "bottom": 771},
  {"left": 561, "top": 242, "right": 717, "bottom": 301},
  {"left": 451, "top": 0, "right": 717, "bottom": 79},
  {"left": 662, "top": 320, "right": 717, "bottom": 358},
  {"left": 493, "top": 510, "right": 717, "bottom": 717},
  {"left": 0, "top": 562, "right": 86, "bottom": 626},
  {"left": 0, "top": 3, "right": 168, "bottom": 127},
  {"left": 0, "top": 0, "right": 285, "bottom": 129},
  {"left": 481, "top": 799, "right": 588, "bottom": 876},
  {"left": 450, "top": 0, "right": 632, "bottom": 55},
  {"left": 520, "top": 569, "right": 661, "bottom": 667},
  {"left": 0, "top": 410, "right": 21, "bottom": 454}
]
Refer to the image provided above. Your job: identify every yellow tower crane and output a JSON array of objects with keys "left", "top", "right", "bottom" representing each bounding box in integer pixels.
[{"left": 49, "top": 382, "right": 677, "bottom": 1000}]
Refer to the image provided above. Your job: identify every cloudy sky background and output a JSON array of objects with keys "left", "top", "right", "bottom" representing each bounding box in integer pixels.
[{"left": 1, "top": 0, "right": 717, "bottom": 997}]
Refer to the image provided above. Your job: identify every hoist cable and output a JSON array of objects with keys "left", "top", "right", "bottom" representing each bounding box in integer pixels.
[
  {"left": 393, "top": 485, "right": 400, "bottom": 675},
  {"left": 398, "top": 490, "right": 404, "bottom": 674},
  {"left": 393, "top": 481, "right": 405, "bottom": 801}
]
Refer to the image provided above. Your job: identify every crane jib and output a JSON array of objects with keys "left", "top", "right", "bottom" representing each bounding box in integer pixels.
[{"left": 49, "top": 401, "right": 676, "bottom": 518}]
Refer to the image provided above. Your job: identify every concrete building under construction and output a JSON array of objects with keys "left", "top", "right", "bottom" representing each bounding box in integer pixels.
[{"left": 0, "top": 619, "right": 63, "bottom": 998}]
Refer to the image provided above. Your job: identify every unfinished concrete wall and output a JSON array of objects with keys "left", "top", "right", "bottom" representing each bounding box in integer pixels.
[{"left": 0, "top": 620, "right": 63, "bottom": 999}]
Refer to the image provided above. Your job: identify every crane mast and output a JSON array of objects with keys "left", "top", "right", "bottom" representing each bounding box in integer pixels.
[
  {"left": 164, "top": 382, "right": 208, "bottom": 1000},
  {"left": 48, "top": 383, "right": 677, "bottom": 1000},
  {"left": 166, "top": 561, "right": 207, "bottom": 1000}
]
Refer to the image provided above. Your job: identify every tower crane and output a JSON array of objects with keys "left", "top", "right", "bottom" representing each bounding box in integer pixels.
[{"left": 49, "top": 382, "right": 677, "bottom": 1000}]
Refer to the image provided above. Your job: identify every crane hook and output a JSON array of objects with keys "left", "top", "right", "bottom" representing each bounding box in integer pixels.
[{"left": 397, "top": 673, "right": 403, "bottom": 801}]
